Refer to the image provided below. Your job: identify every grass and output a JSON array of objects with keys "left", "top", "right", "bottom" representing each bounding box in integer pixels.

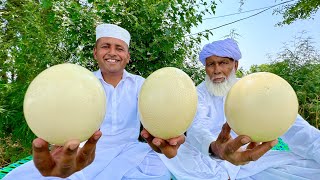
[{"left": 0, "top": 135, "right": 32, "bottom": 168}]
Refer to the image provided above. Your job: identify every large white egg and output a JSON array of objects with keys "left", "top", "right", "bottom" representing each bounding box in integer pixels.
[
  {"left": 138, "top": 67, "right": 198, "bottom": 139},
  {"left": 225, "top": 72, "right": 298, "bottom": 142},
  {"left": 24, "top": 63, "right": 106, "bottom": 145}
]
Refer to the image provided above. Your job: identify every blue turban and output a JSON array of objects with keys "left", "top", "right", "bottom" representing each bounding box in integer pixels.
[{"left": 199, "top": 38, "right": 242, "bottom": 65}]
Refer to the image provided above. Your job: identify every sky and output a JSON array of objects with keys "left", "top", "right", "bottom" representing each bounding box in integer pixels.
[{"left": 193, "top": 0, "right": 320, "bottom": 70}]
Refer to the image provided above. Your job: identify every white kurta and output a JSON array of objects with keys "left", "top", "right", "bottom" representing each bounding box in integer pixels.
[
  {"left": 4, "top": 70, "right": 170, "bottom": 180},
  {"left": 161, "top": 81, "right": 320, "bottom": 180}
]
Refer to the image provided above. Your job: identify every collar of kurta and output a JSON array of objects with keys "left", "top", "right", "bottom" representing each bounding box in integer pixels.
[{"left": 95, "top": 69, "right": 134, "bottom": 81}]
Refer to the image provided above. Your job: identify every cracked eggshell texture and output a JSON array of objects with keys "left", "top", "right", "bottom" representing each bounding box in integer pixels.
[
  {"left": 139, "top": 67, "right": 198, "bottom": 139},
  {"left": 225, "top": 72, "right": 298, "bottom": 142},
  {"left": 23, "top": 63, "right": 106, "bottom": 145}
]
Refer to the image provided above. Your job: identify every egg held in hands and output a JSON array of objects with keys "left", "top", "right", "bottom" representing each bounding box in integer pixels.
[
  {"left": 23, "top": 63, "right": 106, "bottom": 145},
  {"left": 138, "top": 67, "right": 198, "bottom": 139},
  {"left": 225, "top": 72, "right": 298, "bottom": 142}
]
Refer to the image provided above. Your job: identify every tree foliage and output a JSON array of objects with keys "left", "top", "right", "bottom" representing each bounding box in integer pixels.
[
  {"left": 0, "top": 0, "right": 216, "bottom": 164},
  {"left": 239, "top": 0, "right": 320, "bottom": 26},
  {"left": 275, "top": 0, "right": 320, "bottom": 26}
]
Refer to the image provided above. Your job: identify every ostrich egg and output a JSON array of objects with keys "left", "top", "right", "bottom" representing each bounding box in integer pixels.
[
  {"left": 225, "top": 72, "right": 298, "bottom": 142},
  {"left": 23, "top": 63, "right": 106, "bottom": 145},
  {"left": 138, "top": 67, "right": 198, "bottom": 139}
]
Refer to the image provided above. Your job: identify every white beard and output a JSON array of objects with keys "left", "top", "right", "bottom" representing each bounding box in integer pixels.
[{"left": 205, "top": 68, "right": 238, "bottom": 97}]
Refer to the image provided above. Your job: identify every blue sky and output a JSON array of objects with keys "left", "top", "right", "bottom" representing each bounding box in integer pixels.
[{"left": 193, "top": 0, "right": 320, "bottom": 70}]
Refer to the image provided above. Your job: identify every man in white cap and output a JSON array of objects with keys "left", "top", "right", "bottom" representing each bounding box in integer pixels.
[
  {"left": 3, "top": 24, "right": 184, "bottom": 180},
  {"left": 160, "top": 38, "right": 320, "bottom": 179}
]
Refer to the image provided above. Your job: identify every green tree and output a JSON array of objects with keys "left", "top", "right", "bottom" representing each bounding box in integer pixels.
[
  {"left": 239, "top": 0, "right": 320, "bottom": 26},
  {"left": 275, "top": 0, "right": 320, "bottom": 26}
]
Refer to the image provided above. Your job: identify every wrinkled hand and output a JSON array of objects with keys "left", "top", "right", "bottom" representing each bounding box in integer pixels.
[
  {"left": 140, "top": 128, "right": 185, "bottom": 159},
  {"left": 210, "top": 123, "right": 278, "bottom": 165},
  {"left": 32, "top": 131, "right": 102, "bottom": 178}
]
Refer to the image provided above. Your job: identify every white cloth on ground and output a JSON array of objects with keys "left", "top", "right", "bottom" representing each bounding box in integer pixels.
[
  {"left": 161, "top": 81, "right": 320, "bottom": 180},
  {"left": 3, "top": 69, "right": 170, "bottom": 180}
]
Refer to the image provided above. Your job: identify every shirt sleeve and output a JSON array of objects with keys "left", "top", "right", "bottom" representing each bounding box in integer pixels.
[
  {"left": 281, "top": 115, "right": 320, "bottom": 164},
  {"left": 136, "top": 75, "right": 145, "bottom": 128},
  {"left": 187, "top": 85, "right": 217, "bottom": 156}
]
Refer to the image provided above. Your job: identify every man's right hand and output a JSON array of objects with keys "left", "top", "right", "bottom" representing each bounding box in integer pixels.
[
  {"left": 141, "top": 128, "right": 185, "bottom": 159},
  {"left": 210, "top": 123, "right": 278, "bottom": 165},
  {"left": 32, "top": 130, "right": 102, "bottom": 178}
]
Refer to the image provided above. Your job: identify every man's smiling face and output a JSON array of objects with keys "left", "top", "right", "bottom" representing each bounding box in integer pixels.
[{"left": 94, "top": 37, "right": 130, "bottom": 75}]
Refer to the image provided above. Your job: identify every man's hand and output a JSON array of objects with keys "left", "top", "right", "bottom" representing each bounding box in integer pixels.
[
  {"left": 140, "top": 128, "right": 185, "bottom": 159},
  {"left": 210, "top": 123, "right": 278, "bottom": 165},
  {"left": 32, "top": 131, "right": 102, "bottom": 178}
]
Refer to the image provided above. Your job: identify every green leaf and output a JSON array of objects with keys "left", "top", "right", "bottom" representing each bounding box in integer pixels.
[{"left": 41, "top": 0, "right": 53, "bottom": 9}]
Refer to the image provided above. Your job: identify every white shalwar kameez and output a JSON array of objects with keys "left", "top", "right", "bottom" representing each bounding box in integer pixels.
[
  {"left": 160, "top": 81, "right": 320, "bottom": 180},
  {"left": 4, "top": 70, "right": 170, "bottom": 180}
]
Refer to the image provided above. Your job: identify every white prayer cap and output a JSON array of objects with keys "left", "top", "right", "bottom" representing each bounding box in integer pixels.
[{"left": 96, "top": 24, "right": 131, "bottom": 47}]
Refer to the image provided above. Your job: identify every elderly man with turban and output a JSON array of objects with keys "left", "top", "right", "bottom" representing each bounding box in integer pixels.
[
  {"left": 160, "top": 38, "right": 320, "bottom": 180},
  {"left": 3, "top": 24, "right": 185, "bottom": 180}
]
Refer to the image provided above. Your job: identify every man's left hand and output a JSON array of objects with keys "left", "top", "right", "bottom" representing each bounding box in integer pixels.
[{"left": 140, "top": 128, "right": 185, "bottom": 159}]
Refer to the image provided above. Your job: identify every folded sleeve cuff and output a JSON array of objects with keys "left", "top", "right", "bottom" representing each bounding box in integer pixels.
[{"left": 201, "top": 135, "right": 216, "bottom": 156}]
